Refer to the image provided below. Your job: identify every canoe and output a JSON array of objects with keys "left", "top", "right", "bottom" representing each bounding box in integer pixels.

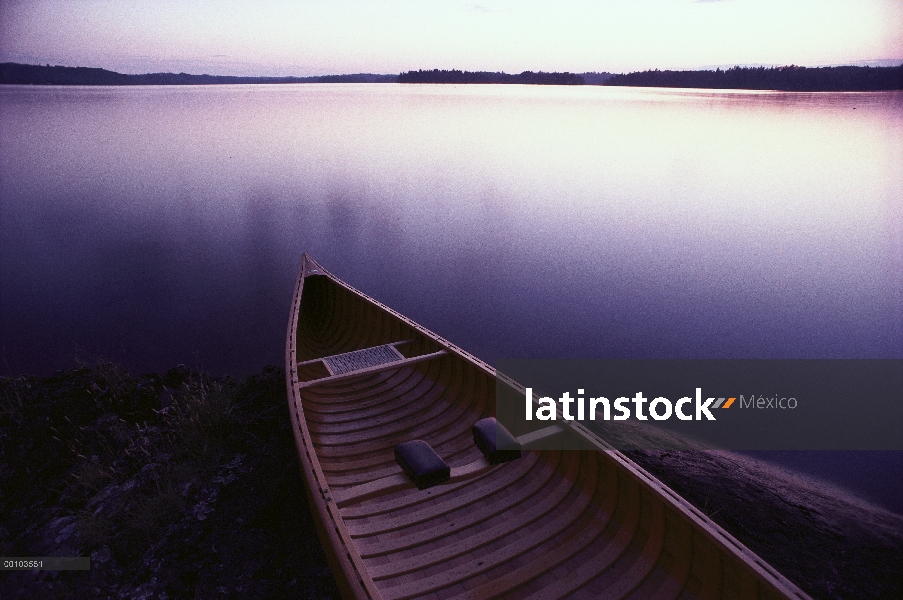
[{"left": 285, "top": 254, "right": 809, "bottom": 600}]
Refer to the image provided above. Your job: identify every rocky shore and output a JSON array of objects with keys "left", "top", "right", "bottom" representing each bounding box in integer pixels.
[
  {"left": 627, "top": 449, "right": 903, "bottom": 599},
  {"left": 1, "top": 363, "right": 901, "bottom": 599},
  {"left": 0, "top": 363, "right": 339, "bottom": 599}
]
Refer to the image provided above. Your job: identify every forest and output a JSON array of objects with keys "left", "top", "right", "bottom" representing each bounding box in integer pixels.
[
  {"left": 0, "top": 63, "right": 396, "bottom": 85},
  {"left": 605, "top": 64, "right": 903, "bottom": 91},
  {"left": 4, "top": 62, "right": 901, "bottom": 91}
]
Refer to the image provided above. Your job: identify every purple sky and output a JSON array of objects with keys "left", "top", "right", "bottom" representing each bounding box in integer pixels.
[{"left": 1, "top": 0, "right": 902, "bottom": 76}]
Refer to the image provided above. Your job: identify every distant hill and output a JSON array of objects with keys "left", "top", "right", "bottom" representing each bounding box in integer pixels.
[
  {"left": 12, "top": 62, "right": 897, "bottom": 91},
  {"left": 398, "top": 69, "right": 585, "bottom": 85},
  {"left": 0, "top": 63, "right": 398, "bottom": 85},
  {"left": 605, "top": 64, "right": 903, "bottom": 91}
]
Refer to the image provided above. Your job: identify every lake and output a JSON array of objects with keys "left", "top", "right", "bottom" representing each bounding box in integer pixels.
[{"left": 1, "top": 83, "right": 901, "bottom": 510}]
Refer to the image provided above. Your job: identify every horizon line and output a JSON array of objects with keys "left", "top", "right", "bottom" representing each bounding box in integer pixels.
[{"left": 3, "top": 59, "right": 903, "bottom": 81}]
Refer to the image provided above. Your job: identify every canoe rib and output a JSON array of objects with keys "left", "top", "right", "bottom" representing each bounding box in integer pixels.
[{"left": 286, "top": 254, "right": 811, "bottom": 600}]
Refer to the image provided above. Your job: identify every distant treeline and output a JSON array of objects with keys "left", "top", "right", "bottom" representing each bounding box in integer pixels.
[
  {"left": 6, "top": 61, "right": 900, "bottom": 90},
  {"left": 0, "top": 62, "right": 397, "bottom": 85},
  {"left": 605, "top": 65, "right": 903, "bottom": 91},
  {"left": 399, "top": 69, "right": 585, "bottom": 85}
]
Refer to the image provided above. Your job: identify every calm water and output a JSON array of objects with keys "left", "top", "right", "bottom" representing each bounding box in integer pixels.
[{"left": 2, "top": 84, "right": 901, "bottom": 509}]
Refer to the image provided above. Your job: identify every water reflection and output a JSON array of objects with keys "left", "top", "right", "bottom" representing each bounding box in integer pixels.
[{"left": 2, "top": 84, "right": 901, "bottom": 376}]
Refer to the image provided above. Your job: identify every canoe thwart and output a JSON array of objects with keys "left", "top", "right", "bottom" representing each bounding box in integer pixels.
[
  {"left": 295, "top": 342, "right": 448, "bottom": 388},
  {"left": 295, "top": 339, "right": 414, "bottom": 370},
  {"left": 394, "top": 440, "right": 451, "bottom": 490},
  {"left": 472, "top": 417, "right": 522, "bottom": 464},
  {"left": 322, "top": 344, "right": 404, "bottom": 375},
  {"left": 515, "top": 423, "right": 567, "bottom": 447}
]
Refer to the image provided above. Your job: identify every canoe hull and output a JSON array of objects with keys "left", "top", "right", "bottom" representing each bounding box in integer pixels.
[{"left": 286, "top": 255, "right": 809, "bottom": 600}]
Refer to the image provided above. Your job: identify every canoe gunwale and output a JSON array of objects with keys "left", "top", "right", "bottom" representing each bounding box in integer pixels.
[
  {"left": 286, "top": 254, "right": 811, "bottom": 600},
  {"left": 286, "top": 257, "right": 382, "bottom": 600}
]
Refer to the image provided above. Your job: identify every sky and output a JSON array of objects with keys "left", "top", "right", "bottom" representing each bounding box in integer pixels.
[{"left": 1, "top": 0, "right": 901, "bottom": 76}]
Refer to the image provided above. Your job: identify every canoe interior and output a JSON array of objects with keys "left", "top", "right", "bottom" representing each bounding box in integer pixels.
[{"left": 286, "top": 257, "right": 809, "bottom": 600}]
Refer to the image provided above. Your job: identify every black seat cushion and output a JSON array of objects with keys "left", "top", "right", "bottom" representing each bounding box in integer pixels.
[
  {"left": 394, "top": 440, "right": 450, "bottom": 489},
  {"left": 472, "top": 417, "right": 522, "bottom": 464}
]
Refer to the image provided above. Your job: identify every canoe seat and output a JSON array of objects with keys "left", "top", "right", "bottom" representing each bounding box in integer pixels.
[
  {"left": 394, "top": 440, "right": 450, "bottom": 490},
  {"left": 472, "top": 417, "right": 522, "bottom": 464},
  {"left": 295, "top": 340, "right": 448, "bottom": 388},
  {"left": 323, "top": 344, "right": 403, "bottom": 375}
]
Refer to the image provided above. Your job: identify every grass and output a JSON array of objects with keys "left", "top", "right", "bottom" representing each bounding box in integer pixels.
[
  {"left": 0, "top": 362, "right": 241, "bottom": 559},
  {"left": 64, "top": 371, "right": 241, "bottom": 561},
  {"left": 1, "top": 361, "right": 340, "bottom": 598}
]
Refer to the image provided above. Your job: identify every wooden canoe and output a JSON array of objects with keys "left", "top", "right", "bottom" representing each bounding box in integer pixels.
[{"left": 285, "top": 254, "right": 810, "bottom": 600}]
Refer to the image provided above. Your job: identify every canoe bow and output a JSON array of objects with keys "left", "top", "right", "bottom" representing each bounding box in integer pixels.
[{"left": 285, "top": 254, "right": 810, "bottom": 600}]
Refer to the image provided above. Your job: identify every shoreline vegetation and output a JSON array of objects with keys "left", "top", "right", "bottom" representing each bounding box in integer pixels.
[
  {"left": 2, "top": 363, "right": 902, "bottom": 598},
  {"left": 0, "top": 363, "right": 340, "bottom": 598},
  {"left": 2, "top": 61, "right": 901, "bottom": 90},
  {"left": 0, "top": 62, "right": 397, "bottom": 86},
  {"left": 604, "top": 64, "right": 903, "bottom": 91}
]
